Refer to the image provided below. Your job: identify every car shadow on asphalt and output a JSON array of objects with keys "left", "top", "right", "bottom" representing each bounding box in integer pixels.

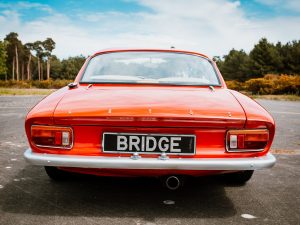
[{"left": 0, "top": 165, "right": 237, "bottom": 221}]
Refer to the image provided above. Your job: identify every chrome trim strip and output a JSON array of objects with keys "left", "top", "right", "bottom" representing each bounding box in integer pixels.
[{"left": 24, "top": 148, "right": 276, "bottom": 171}]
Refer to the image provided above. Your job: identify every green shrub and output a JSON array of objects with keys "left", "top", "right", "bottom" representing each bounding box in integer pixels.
[
  {"left": 51, "top": 79, "right": 72, "bottom": 89},
  {"left": 32, "top": 80, "right": 52, "bottom": 89},
  {"left": 0, "top": 80, "right": 31, "bottom": 88},
  {"left": 0, "top": 79, "right": 73, "bottom": 89},
  {"left": 0, "top": 75, "right": 299, "bottom": 95}
]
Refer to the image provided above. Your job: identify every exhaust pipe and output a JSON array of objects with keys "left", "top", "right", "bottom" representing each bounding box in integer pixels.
[{"left": 164, "top": 175, "right": 183, "bottom": 190}]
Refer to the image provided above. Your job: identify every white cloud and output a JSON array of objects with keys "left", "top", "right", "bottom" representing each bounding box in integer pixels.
[{"left": 0, "top": 0, "right": 299, "bottom": 58}]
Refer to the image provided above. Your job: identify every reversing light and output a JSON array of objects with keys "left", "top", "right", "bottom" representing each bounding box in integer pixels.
[
  {"left": 62, "top": 132, "right": 70, "bottom": 146},
  {"left": 31, "top": 125, "right": 73, "bottom": 149},
  {"left": 229, "top": 135, "right": 237, "bottom": 149},
  {"left": 226, "top": 129, "right": 269, "bottom": 152}
]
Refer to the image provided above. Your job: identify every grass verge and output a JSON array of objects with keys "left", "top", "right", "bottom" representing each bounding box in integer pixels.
[
  {"left": 271, "top": 149, "right": 300, "bottom": 155},
  {"left": 251, "top": 94, "right": 300, "bottom": 101},
  {"left": 0, "top": 88, "right": 56, "bottom": 96}
]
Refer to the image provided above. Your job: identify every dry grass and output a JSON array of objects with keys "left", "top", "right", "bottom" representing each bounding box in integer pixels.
[
  {"left": 251, "top": 94, "right": 300, "bottom": 101},
  {"left": 271, "top": 149, "right": 300, "bottom": 155},
  {"left": 0, "top": 88, "right": 55, "bottom": 96}
]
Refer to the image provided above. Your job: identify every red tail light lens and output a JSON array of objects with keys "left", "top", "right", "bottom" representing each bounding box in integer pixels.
[
  {"left": 226, "top": 129, "right": 269, "bottom": 152},
  {"left": 31, "top": 125, "right": 73, "bottom": 149}
]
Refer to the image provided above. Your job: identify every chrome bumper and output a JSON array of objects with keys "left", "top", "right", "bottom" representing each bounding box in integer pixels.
[{"left": 24, "top": 148, "right": 276, "bottom": 171}]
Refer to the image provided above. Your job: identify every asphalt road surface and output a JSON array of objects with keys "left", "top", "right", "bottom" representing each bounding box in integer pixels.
[{"left": 0, "top": 96, "right": 299, "bottom": 225}]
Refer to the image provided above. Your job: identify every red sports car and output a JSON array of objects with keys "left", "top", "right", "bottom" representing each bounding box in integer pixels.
[{"left": 24, "top": 49, "right": 276, "bottom": 190}]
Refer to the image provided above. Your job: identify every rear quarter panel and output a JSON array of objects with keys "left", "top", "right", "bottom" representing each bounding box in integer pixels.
[{"left": 229, "top": 90, "right": 275, "bottom": 155}]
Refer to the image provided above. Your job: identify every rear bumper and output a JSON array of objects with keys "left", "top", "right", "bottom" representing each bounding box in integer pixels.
[{"left": 24, "top": 148, "right": 276, "bottom": 171}]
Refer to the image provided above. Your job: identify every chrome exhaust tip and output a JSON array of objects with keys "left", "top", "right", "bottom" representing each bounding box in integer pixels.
[{"left": 165, "top": 176, "right": 181, "bottom": 190}]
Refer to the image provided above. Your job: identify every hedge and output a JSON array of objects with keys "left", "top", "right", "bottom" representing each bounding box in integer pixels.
[
  {"left": 0, "top": 74, "right": 299, "bottom": 95},
  {"left": 0, "top": 79, "right": 73, "bottom": 89},
  {"left": 226, "top": 74, "right": 300, "bottom": 95}
]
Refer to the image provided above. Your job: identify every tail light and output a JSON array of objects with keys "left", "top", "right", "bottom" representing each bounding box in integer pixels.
[
  {"left": 31, "top": 125, "right": 73, "bottom": 149},
  {"left": 226, "top": 129, "right": 269, "bottom": 152}
]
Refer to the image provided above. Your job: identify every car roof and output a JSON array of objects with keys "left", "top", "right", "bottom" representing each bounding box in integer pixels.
[{"left": 91, "top": 48, "right": 210, "bottom": 60}]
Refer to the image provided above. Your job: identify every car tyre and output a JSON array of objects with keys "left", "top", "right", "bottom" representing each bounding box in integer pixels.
[
  {"left": 44, "top": 166, "right": 70, "bottom": 181},
  {"left": 224, "top": 170, "right": 254, "bottom": 185}
]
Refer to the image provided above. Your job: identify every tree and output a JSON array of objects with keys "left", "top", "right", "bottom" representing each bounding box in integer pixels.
[
  {"left": 32, "top": 41, "right": 43, "bottom": 81},
  {"left": 60, "top": 56, "right": 86, "bottom": 79},
  {"left": 249, "top": 38, "right": 282, "bottom": 77},
  {"left": 15, "top": 45, "right": 19, "bottom": 80},
  {"left": 0, "top": 41, "right": 8, "bottom": 80},
  {"left": 218, "top": 49, "right": 251, "bottom": 81},
  {"left": 25, "top": 43, "right": 34, "bottom": 80},
  {"left": 213, "top": 56, "right": 223, "bottom": 69},
  {"left": 1, "top": 32, "right": 299, "bottom": 83},
  {"left": 277, "top": 40, "right": 300, "bottom": 74},
  {"left": 49, "top": 55, "right": 62, "bottom": 79},
  {"left": 4, "top": 32, "right": 23, "bottom": 80},
  {"left": 43, "top": 38, "right": 55, "bottom": 80},
  {"left": 288, "top": 41, "right": 300, "bottom": 74}
]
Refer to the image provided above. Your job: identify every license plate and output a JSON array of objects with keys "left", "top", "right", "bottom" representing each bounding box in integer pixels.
[{"left": 102, "top": 133, "right": 196, "bottom": 155}]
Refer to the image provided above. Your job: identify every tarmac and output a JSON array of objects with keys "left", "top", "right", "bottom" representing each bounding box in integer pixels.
[{"left": 0, "top": 96, "right": 299, "bottom": 225}]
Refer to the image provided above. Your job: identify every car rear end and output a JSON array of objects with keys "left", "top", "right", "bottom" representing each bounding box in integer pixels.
[{"left": 24, "top": 49, "right": 276, "bottom": 188}]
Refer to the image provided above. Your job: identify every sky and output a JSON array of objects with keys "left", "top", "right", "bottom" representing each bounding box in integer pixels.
[{"left": 0, "top": 0, "right": 299, "bottom": 59}]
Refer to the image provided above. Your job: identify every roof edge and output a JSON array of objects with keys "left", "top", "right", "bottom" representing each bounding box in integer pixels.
[{"left": 91, "top": 48, "right": 210, "bottom": 59}]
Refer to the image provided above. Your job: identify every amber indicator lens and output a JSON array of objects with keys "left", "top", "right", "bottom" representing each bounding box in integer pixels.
[
  {"left": 31, "top": 126, "right": 73, "bottom": 149},
  {"left": 227, "top": 129, "right": 269, "bottom": 151}
]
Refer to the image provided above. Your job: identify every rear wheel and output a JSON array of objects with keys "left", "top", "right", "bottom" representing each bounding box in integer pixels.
[
  {"left": 224, "top": 170, "right": 254, "bottom": 184},
  {"left": 44, "top": 166, "right": 71, "bottom": 181}
]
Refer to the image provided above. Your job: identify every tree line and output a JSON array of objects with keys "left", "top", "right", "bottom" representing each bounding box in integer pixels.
[
  {"left": 0, "top": 32, "right": 299, "bottom": 82},
  {"left": 214, "top": 38, "right": 300, "bottom": 81},
  {"left": 0, "top": 32, "right": 85, "bottom": 81}
]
